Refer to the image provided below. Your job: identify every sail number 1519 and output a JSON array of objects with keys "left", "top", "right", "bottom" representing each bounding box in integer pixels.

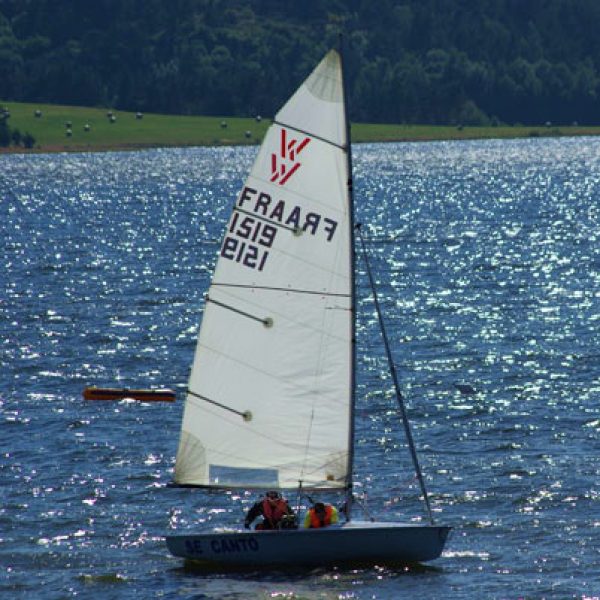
[{"left": 221, "top": 213, "right": 277, "bottom": 271}]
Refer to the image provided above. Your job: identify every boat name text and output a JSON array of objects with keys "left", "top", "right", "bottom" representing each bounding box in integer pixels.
[{"left": 184, "top": 536, "right": 260, "bottom": 555}]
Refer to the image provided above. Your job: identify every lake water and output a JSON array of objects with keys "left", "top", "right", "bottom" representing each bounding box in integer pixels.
[{"left": 1, "top": 137, "right": 599, "bottom": 599}]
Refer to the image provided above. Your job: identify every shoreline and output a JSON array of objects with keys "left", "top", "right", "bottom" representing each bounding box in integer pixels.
[
  {"left": 2, "top": 101, "right": 600, "bottom": 154},
  {"left": 2, "top": 129, "right": 600, "bottom": 156}
]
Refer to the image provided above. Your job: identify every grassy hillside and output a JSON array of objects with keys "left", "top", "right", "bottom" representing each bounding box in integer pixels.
[
  {"left": 0, "top": 102, "right": 271, "bottom": 151},
  {"left": 3, "top": 101, "right": 600, "bottom": 153}
]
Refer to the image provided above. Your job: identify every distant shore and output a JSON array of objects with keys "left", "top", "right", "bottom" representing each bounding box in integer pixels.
[{"left": 3, "top": 101, "right": 600, "bottom": 154}]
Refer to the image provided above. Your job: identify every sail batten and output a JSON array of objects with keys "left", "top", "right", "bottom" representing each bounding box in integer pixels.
[{"left": 174, "top": 50, "right": 351, "bottom": 490}]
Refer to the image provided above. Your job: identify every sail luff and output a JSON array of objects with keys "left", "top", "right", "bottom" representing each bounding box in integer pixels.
[{"left": 338, "top": 38, "right": 357, "bottom": 521}]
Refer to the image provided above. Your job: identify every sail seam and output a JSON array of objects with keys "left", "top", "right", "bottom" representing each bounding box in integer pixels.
[
  {"left": 196, "top": 343, "right": 349, "bottom": 409},
  {"left": 212, "top": 282, "right": 350, "bottom": 298},
  {"left": 273, "top": 119, "right": 347, "bottom": 151}
]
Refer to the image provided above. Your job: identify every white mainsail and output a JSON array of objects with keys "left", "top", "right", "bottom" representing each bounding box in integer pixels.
[{"left": 174, "top": 50, "right": 352, "bottom": 489}]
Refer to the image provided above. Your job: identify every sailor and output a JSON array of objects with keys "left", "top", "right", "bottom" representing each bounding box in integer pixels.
[
  {"left": 303, "top": 502, "right": 339, "bottom": 528},
  {"left": 244, "top": 490, "right": 296, "bottom": 530}
]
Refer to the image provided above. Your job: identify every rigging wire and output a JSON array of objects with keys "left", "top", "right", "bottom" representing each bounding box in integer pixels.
[{"left": 356, "top": 223, "right": 435, "bottom": 525}]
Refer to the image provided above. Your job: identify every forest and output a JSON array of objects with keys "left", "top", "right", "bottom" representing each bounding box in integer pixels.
[{"left": 1, "top": 0, "right": 600, "bottom": 126}]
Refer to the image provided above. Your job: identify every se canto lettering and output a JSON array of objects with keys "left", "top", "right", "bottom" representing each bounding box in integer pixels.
[
  {"left": 220, "top": 186, "right": 339, "bottom": 271},
  {"left": 184, "top": 537, "right": 259, "bottom": 555}
]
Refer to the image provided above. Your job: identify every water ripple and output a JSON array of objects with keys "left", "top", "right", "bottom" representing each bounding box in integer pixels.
[{"left": 1, "top": 137, "right": 599, "bottom": 598}]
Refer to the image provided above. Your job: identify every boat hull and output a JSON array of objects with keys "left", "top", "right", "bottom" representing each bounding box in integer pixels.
[{"left": 165, "top": 521, "right": 451, "bottom": 568}]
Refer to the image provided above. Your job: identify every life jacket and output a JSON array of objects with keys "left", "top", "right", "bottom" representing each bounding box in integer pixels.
[
  {"left": 261, "top": 498, "right": 288, "bottom": 528},
  {"left": 308, "top": 504, "right": 334, "bottom": 528}
]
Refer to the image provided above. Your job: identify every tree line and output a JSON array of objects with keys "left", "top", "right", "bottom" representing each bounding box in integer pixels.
[{"left": 1, "top": 0, "right": 600, "bottom": 125}]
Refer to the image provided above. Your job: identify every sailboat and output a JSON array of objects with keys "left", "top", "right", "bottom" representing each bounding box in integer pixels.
[{"left": 165, "top": 46, "right": 451, "bottom": 567}]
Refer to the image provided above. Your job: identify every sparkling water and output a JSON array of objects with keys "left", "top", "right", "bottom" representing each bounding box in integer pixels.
[{"left": 1, "top": 137, "right": 599, "bottom": 598}]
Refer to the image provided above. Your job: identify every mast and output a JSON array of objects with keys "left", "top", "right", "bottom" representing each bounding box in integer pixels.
[{"left": 339, "top": 36, "right": 357, "bottom": 521}]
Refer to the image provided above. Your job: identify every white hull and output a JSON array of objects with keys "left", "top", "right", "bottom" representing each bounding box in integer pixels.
[{"left": 166, "top": 521, "right": 451, "bottom": 568}]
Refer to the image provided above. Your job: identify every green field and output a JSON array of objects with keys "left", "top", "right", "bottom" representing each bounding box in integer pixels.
[
  {"left": 350, "top": 122, "right": 600, "bottom": 143},
  {"left": 3, "top": 101, "right": 600, "bottom": 153}
]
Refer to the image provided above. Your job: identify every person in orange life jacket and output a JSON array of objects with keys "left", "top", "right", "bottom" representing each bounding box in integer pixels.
[
  {"left": 303, "top": 502, "right": 339, "bottom": 528},
  {"left": 244, "top": 491, "right": 295, "bottom": 530}
]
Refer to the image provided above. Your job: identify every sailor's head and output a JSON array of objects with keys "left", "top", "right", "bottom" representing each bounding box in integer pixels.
[
  {"left": 314, "top": 502, "right": 326, "bottom": 515},
  {"left": 265, "top": 490, "right": 281, "bottom": 503}
]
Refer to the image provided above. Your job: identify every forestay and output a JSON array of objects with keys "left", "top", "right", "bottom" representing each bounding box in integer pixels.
[{"left": 174, "top": 51, "right": 353, "bottom": 489}]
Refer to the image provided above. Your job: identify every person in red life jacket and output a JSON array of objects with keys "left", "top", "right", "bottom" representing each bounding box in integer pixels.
[
  {"left": 303, "top": 502, "right": 339, "bottom": 528},
  {"left": 244, "top": 491, "right": 296, "bottom": 530}
]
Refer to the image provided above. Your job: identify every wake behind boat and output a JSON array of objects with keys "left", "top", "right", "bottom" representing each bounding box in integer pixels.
[{"left": 166, "top": 45, "right": 451, "bottom": 568}]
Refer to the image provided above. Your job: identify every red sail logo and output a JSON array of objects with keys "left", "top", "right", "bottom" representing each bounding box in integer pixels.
[{"left": 270, "top": 128, "right": 310, "bottom": 185}]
